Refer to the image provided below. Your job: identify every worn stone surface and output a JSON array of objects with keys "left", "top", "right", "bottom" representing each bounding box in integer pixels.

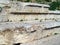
[
  {"left": 0, "top": 22, "right": 60, "bottom": 45},
  {"left": 20, "top": 27, "right": 60, "bottom": 45},
  {"left": 0, "top": 22, "right": 43, "bottom": 45},
  {"left": 21, "top": 33, "right": 60, "bottom": 45}
]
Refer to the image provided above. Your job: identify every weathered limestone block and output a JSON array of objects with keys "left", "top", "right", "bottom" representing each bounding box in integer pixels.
[
  {"left": 0, "top": 22, "right": 58, "bottom": 45},
  {"left": 0, "top": 22, "right": 43, "bottom": 45},
  {"left": 13, "top": 24, "right": 43, "bottom": 44}
]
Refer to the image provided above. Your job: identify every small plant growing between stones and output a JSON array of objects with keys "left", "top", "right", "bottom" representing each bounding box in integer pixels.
[
  {"left": 54, "top": 19, "right": 57, "bottom": 22},
  {"left": 52, "top": 18, "right": 55, "bottom": 20},
  {"left": 40, "top": 19, "right": 42, "bottom": 22},
  {"left": 35, "top": 18, "right": 38, "bottom": 20},
  {"left": 46, "top": 35, "right": 49, "bottom": 37},
  {"left": 45, "top": 18, "right": 47, "bottom": 20},
  {"left": 54, "top": 33, "right": 58, "bottom": 35},
  {"left": 20, "top": 19, "right": 23, "bottom": 21}
]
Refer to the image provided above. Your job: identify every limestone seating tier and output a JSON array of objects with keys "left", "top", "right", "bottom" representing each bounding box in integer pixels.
[{"left": 0, "top": 22, "right": 60, "bottom": 45}]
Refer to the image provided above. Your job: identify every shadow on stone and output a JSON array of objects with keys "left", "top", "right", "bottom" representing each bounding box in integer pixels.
[{"left": 13, "top": 43, "right": 22, "bottom": 45}]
